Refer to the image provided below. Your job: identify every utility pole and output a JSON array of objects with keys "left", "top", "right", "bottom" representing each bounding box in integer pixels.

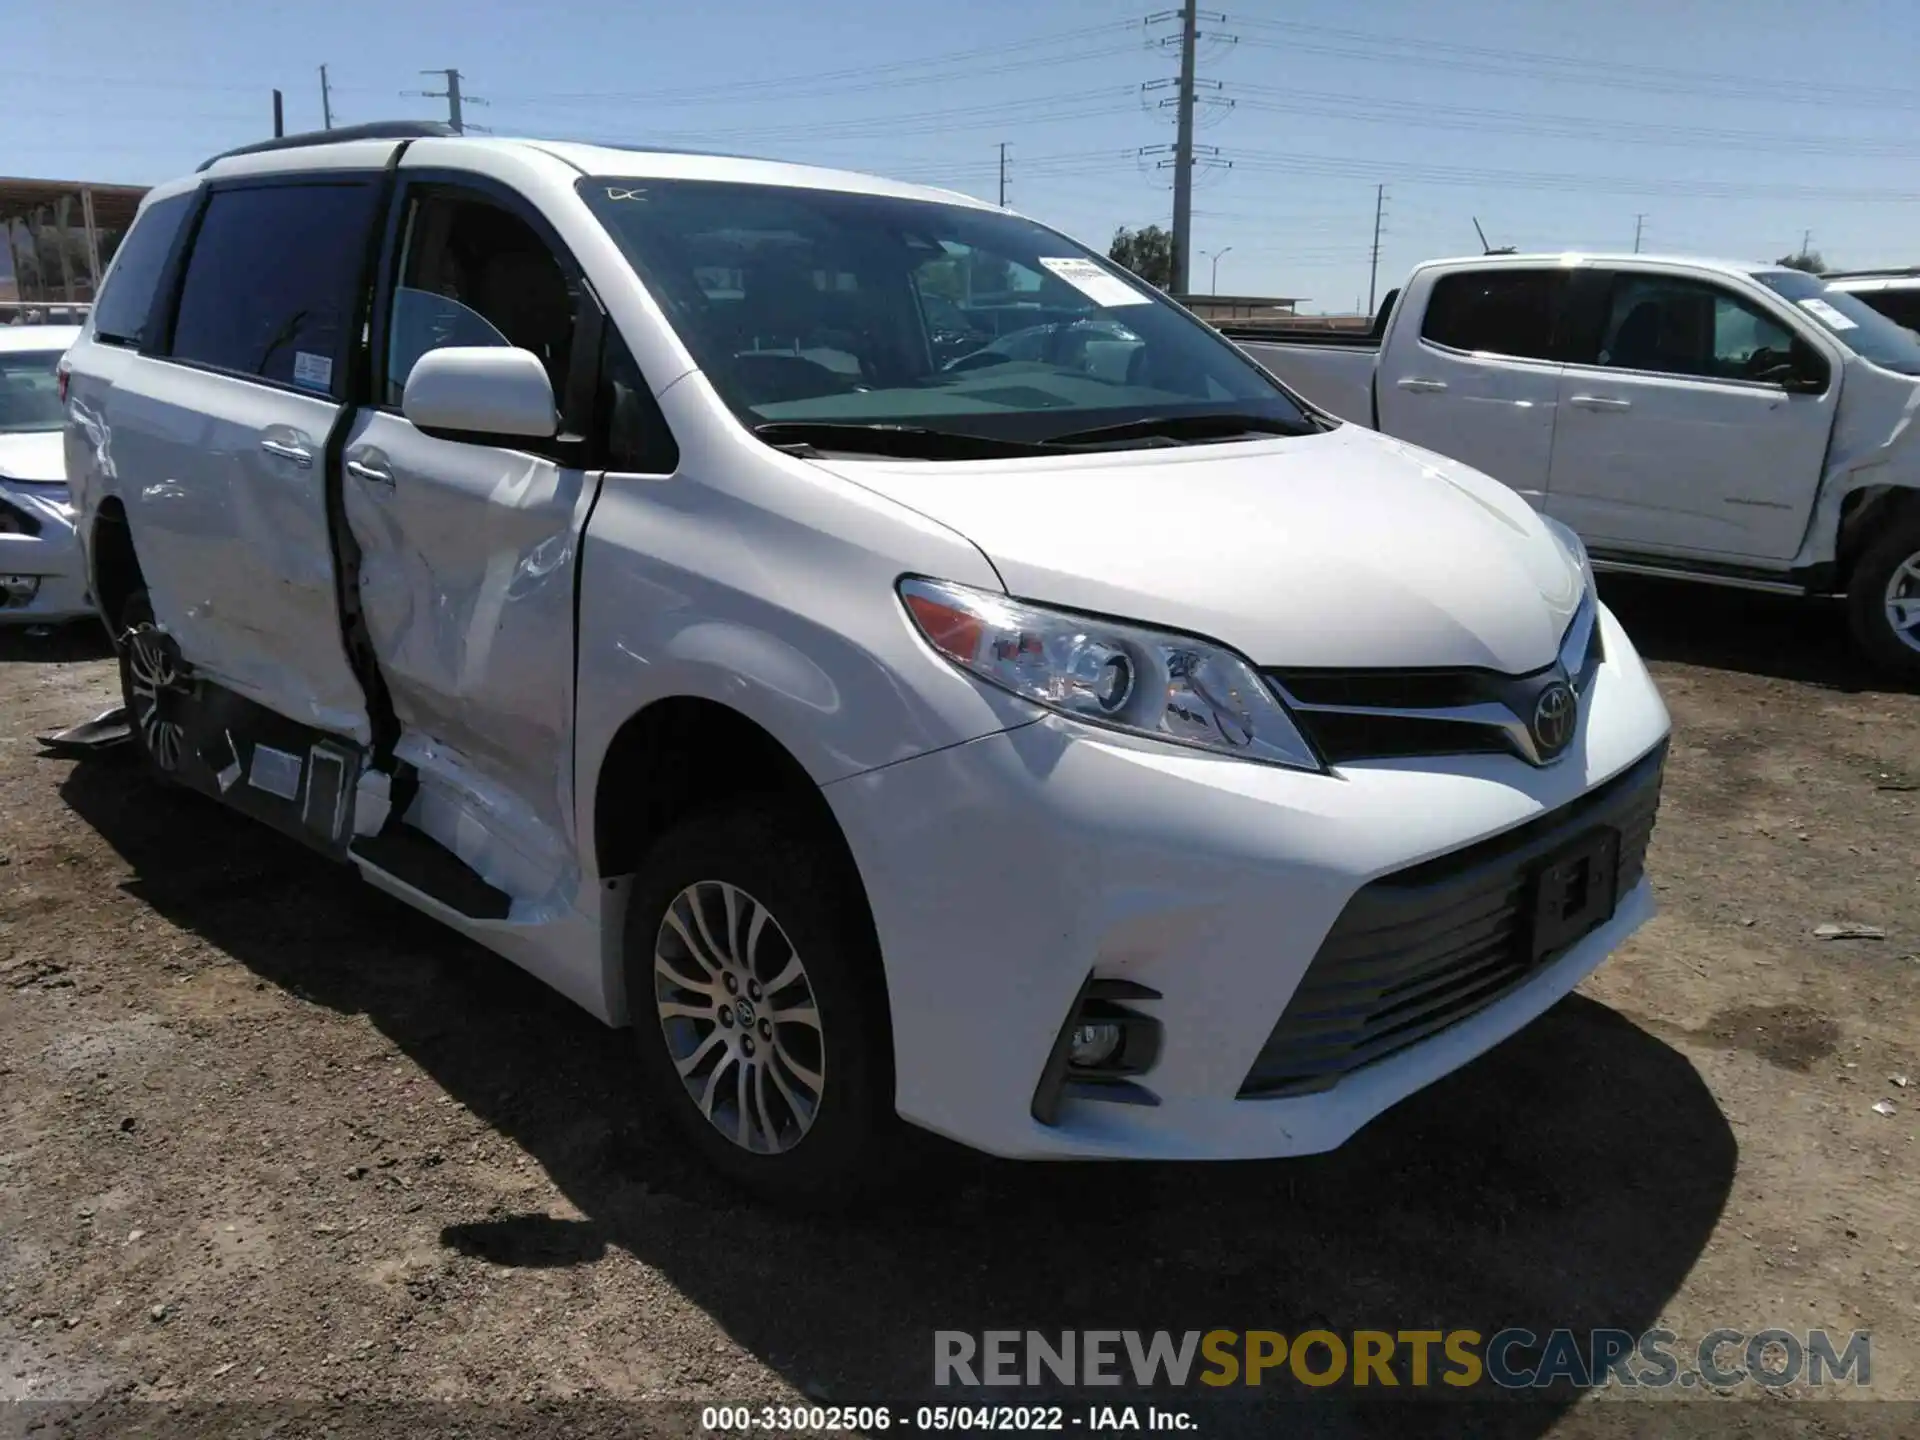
[
  {"left": 1633, "top": 213, "right": 1645, "bottom": 253},
  {"left": 412, "top": 68, "right": 486, "bottom": 133},
  {"left": 998, "top": 143, "right": 1008, "bottom": 207},
  {"left": 1170, "top": 3, "right": 1199, "bottom": 295},
  {"left": 1802, "top": 228, "right": 1813, "bottom": 254},
  {"left": 320, "top": 65, "right": 333, "bottom": 130},
  {"left": 272, "top": 89, "right": 284, "bottom": 138},
  {"left": 1367, "top": 183, "right": 1387, "bottom": 314}
]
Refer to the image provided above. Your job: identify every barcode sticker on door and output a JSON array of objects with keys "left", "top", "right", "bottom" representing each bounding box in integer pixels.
[
  {"left": 293, "top": 351, "right": 335, "bottom": 390},
  {"left": 1038, "top": 257, "right": 1152, "bottom": 307}
]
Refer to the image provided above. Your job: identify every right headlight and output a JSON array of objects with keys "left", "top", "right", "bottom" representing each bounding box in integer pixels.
[{"left": 899, "top": 577, "right": 1323, "bottom": 772}]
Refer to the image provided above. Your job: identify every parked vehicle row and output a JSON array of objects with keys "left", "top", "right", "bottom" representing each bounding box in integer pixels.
[
  {"left": 1234, "top": 254, "right": 1920, "bottom": 676},
  {"left": 55, "top": 123, "right": 1669, "bottom": 1204}
]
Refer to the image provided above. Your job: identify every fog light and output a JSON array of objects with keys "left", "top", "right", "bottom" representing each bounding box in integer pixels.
[
  {"left": 0, "top": 574, "right": 40, "bottom": 607},
  {"left": 1069, "top": 1022, "right": 1122, "bottom": 1068}
]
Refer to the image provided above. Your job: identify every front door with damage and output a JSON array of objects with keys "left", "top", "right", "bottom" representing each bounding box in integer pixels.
[{"left": 341, "top": 183, "right": 598, "bottom": 913}]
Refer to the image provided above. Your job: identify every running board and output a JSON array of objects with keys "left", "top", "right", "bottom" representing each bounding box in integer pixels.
[
  {"left": 1589, "top": 556, "right": 1808, "bottom": 596},
  {"left": 349, "top": 829, "right": 512, "bottom": 920}
]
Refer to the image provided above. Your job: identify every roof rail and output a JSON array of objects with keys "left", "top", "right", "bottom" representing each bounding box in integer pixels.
[
  {"left": 1822, "top": 265, "right": 1920, "bottom": 280},
  {"left": 197, "top": 120, "right": 458, "bottom": 173}
]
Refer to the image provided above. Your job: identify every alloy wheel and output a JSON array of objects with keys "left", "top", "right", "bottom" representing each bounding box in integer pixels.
[
  {"left": 1882, "top": 549, "right": 1920, "bottom": 656},
  {"left": 653, "top": 880, "right": 825, "bottom": 1154},
  {"left": 125, "top": 624, "right": 187, "bottom": 771}
]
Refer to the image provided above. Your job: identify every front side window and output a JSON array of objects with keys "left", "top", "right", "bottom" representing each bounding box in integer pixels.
[
  {"left": 385, "top": 191, "right": 578, "bottom": 405},
  {"left": 91, "top": 191, "right": 194, "bottom": 348},
  {"left": 577, "top": 177, "right": 1311, "bottom": 450},
  {"left": 1754, "top": 270, "right": 1920, "bottom": 375},
  {"left": 0, "top": 350, "right": 65, "bottom": 433},
  {"left": 1420, "top": 270, "right": 1568, "bottom": 362},
  {"left": 1595, "top": 275, "right": 1798, "bottom": 383},
  {"left": 169, "top": 182, "right": 380, "bottom": 391}
]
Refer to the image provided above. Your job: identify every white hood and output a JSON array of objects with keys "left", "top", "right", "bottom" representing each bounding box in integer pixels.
[
  {"left": 0, "top": 431, "right": 66, "bottom": 485},
  {"left": 817, "top": 424, "right": 1584, "bottom": 672}
]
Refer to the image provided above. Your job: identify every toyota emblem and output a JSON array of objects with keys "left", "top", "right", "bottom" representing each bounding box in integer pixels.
[{"left": 1531, "top": 680, "right": 1577, "bottom": 758}]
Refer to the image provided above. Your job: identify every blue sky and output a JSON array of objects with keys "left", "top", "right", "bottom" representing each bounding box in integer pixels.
[{"left": 9, "top": 0, "right": 1919, "bottom": 311}]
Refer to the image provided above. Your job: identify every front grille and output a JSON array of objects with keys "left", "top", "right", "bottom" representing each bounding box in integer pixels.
[
  {"left": 1265, "top": 594, "right": 1605, "bottom": 767},
  {"left": 1238, "top": 741, "right": 1665, "bottom": 1099}
]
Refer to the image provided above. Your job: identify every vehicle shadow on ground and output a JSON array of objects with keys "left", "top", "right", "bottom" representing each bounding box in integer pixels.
[
  {"left": 62, "top": 759, "right": 1737, "bottom": 1439},
  {"left": 1598, "top": 573, "right": 1910, "bottom": 694},
  {"left": 0, "top": 618, "right": 112, "bottom": 665}
]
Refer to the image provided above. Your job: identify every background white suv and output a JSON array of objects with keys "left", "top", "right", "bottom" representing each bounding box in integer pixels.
[{"left": 60, "top": 122, "right": 1670, "bottom": 1206}]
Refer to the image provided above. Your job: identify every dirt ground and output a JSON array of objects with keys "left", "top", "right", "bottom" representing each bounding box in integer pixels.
[{"left": 2, "top": 575, "right": 1918, "bottom": 1439}]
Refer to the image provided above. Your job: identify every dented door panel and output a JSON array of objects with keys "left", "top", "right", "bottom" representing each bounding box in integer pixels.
[
  {"left": 107, "top": 359, "right": 371, "bottom": 742},
  {"left": 341, "top": 407, "right": 596, "bottom": 905}
]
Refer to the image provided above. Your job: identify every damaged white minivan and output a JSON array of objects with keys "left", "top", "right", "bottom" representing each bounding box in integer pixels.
[{"left": 61, "top": 122, "right": 1671, "bottom": 1205}]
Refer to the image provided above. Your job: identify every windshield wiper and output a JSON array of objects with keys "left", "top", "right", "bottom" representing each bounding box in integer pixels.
[
  {"left": 753, "top": 421, "right": 1070, "bottom": 460},
  {"left": 1043, "top": 412, "right": 1320, "bottom": 446}
]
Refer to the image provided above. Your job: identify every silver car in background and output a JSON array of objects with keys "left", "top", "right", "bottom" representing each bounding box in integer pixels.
[{"left": 0, "top": 324, "right": 87, "bottom": 625}]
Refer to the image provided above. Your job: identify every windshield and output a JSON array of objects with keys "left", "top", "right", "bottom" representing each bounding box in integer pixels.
[
  {"left": 1752, "top": 270, "right": 1920, "bottom": 376},
  {"left": 0, "top": 350, "right": 64, "bottom": 434},
  {"left": 578, "top": 177, "right": 1313, "bottom": 449}
]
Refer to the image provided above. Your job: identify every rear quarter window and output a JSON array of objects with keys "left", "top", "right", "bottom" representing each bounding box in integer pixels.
[
  {"left": 90, "top": 191, "right": 195, "bottom": 348},
  {"left": 167, "top": 181, "right": 381, "bottom": 392},
  {"left": 1420, "top": 270, "right": 1568, "bottom": 362}
]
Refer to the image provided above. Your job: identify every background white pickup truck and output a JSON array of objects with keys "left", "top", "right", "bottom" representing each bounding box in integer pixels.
[{"left": 1236, "top": 254, "right": 1920, "bottom": 676}]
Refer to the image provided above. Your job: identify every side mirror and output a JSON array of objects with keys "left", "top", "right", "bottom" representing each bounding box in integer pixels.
[
  {"left": 402, "top": 346, "right": 557, "bottom": 441},
  {"left": 1775, "top": 337, "right": 1830, "bottom": 395}
]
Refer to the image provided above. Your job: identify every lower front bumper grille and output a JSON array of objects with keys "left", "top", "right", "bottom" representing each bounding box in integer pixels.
[{"left": 1239, "top": 742, "right": 1666, "bottom": 1099}]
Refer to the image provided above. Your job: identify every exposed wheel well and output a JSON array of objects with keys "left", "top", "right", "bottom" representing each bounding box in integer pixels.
[
  {"left": 594, "top": 697, "right": 853, "bottom": 881},
  {"left": 594, "top": 697, "right": 888, "bottom": 1040},
  {"left": 90, "top": 499, "right": 143, "bottom": 633},
  {"left": 1837, "top": 486, "right": 1920, "bottom": 590}
]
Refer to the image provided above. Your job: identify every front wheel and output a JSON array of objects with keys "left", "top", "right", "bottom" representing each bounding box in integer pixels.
[
  {"left": 623, "top": 802, "right": 894, "bottom": 1209},
  {"left": 1847, "top": 517, "right": 1920, "bottom": 680}
]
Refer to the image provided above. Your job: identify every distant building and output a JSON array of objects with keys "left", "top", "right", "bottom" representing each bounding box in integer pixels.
[
  {"left": 1, "top": 176, "right": 151, "bottom": 306},
  {"left": 1175, "top": 293, "right": 1304, "bottom": 323}
]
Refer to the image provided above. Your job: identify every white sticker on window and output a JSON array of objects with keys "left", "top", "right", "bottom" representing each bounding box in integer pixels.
[
  {"left": 1798, "top": 297, "right": 1858, "bottom": 331},
  {"left": 292, "top": 350, "right": 335, "bottom": 390},
  {"left": 1038, "top": 257, "right": 1152, "bottom": 307}
]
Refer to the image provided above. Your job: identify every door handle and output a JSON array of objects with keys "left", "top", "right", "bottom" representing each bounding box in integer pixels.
[
  {"left": 346, "top": 458, "right": 394, "bottom": 487},
  {"left": 1397, "top": 377, "right": 1448, "bottom": 393},
  {"left": 1569, "top": 394, "right": 1632, "bottom": 412},
  {"left": 259, "top": 438, "right": 312, "bottom": 467}
]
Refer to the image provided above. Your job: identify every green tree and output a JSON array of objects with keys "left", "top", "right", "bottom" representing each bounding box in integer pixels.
[
  {"left": 1776, "top": 250, "right": 1826, "bottom": 274},
  {"left": 1109, "top": 225, "right": 1173, "bottom": 290}
]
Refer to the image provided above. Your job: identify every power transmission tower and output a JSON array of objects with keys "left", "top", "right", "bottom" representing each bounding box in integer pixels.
[
  {"left": 998, "top": 142, "right": 1008, "bottom": 206},
  {"left": 1633, "top": 213, "right": 1645, "bottom": 253},
  {"left": 320, "top": 64, "right": 334, "bottom": 130},
  {"left": 409, "top": 68, "right": 487, "bottom": 133},
  {"left": 1145, "top": 8, "right": 1232, "bottom": 295},
  {"left": 1368, "top": 184, "right": 1388, "bottom": 314}
]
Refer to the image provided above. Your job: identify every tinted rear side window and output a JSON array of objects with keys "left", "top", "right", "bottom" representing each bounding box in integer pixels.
[
  {"left": 1420, "top": 271, "right": 1568, "bottom": 362},
  {"left": 169, "top": 181, "right": 380, "bottom": 392},
  {"left": 91, "top": 192, "right": 195, "bottom": 347},
  {"left": 1854, "top": 288, "right": 1920, "bottom": 334}
]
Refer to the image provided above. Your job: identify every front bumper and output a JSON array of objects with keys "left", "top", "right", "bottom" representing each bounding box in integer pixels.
[
  {"left": 823, "top": 602, "right": 1671, "bottom": 1160},
  {"left": 0, "top": 483, "right": 90, "bottom": 625}
]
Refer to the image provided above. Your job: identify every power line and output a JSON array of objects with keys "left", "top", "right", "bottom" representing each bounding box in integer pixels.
[{"left": 1229, "top": 23, "right": 1920, "bottom": 114}]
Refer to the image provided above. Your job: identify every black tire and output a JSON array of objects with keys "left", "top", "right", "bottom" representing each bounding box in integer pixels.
[
  {"left": 1847, "top": 515, "right": 1920, "bottom": 680},
  {"left": 623, "top": 801, "right": 895, "bottom": 1209}
]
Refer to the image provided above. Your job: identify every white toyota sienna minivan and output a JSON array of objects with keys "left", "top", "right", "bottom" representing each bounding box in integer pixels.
[{"left": 60, "top": 122, "right": 1671, "bottom": 1205}]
